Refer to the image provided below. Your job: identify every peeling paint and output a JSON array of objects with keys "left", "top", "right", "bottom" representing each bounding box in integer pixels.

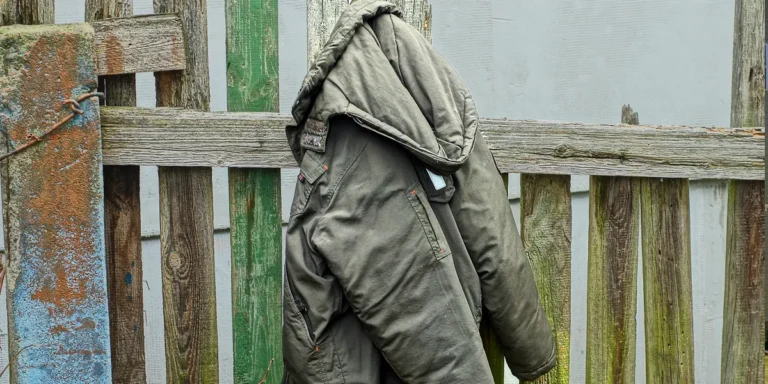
[{"left": 0, "top": 23, "right": 112, "bottom": 383}]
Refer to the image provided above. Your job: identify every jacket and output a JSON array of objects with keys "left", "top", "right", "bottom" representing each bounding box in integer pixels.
[{"left": 282, "top": 2, "right": 556, "bottom": 382}]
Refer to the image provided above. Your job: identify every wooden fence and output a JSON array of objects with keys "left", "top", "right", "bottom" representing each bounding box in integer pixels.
[{"left": 0, "top": 0, "right": 763, "bottom": 383}]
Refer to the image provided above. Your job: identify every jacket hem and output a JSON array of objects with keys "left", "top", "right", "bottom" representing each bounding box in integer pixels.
[{"left": 512, "top": 344, "right": 557, "bottom": 381}]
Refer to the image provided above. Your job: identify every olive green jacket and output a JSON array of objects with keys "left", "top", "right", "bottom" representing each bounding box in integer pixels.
[{"left": 282, "top": 1, "right": 555, "bottom": 383}]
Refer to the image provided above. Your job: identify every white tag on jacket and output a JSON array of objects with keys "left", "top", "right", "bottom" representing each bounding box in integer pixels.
[{"left": 426, "top": 169, "right": 446, "bottom": 190}]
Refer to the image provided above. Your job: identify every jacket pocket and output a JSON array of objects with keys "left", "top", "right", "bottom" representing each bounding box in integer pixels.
[
  {"left": 290, "top": 150, "right": 327, "bottom": 218},
  {"left": 283, "top": 271, "right": 335, "bottom": 383},
  {"left": 405, "top": 184, "right": 452, "bottom": 260}
]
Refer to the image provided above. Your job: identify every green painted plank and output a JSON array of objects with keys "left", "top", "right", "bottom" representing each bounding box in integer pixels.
[
  {"left": 520, "top": 174, "right": 572, "bottom": 384},
  {"left": 228, "top": 169, "right": 282, "bottom": 383},
  {"left": 225, "top": 0, "right": 282, "bottom": 382},
  {"left": 640, "top": 178, "right": 694, "bottom": 383},
  {"left": 585, "top": 106, "right": 640, "bottom": 383}
]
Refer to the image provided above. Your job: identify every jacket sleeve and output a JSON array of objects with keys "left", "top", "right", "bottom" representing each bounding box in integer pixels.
[{"left": 450, "top": 132, "right": 557, "bottom": 380}]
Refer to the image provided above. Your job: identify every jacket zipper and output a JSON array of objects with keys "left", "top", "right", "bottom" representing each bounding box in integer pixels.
[{"left": 287, "top": 275, "right": 316, "bottom": 343}]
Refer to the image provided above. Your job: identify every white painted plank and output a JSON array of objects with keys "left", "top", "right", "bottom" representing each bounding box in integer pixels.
[{"left": 690, "top": 180, "right": 728, "bottom": 384}]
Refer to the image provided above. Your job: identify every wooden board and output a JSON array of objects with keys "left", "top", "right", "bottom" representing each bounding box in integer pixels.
[
  {"left": 99, "top": 107, "right": 765, "bottom": 180},
  {"left": 224, "top": 0, "right": 283, "bottom": 381},
  {"left": 640, "top": 178, "right": 695, "bottom": 383},
  {"left": 0, "top": 22, "right": 112, "bottom": 383},
  {"left": 585, "top": 106, "right": 640, "bottom": 383},
  {"left": 0, "top": 0, "right": 53, "bottom": 25},
  {"left": 1, "top": 14, "right": 185, "bottom": 75},
  {"left": 721, "top": 0, "right": 766, "bottom": 382},
  {"left": 153, "top": 0, "right": 219, "bottom": 380},
  {"left": 85, "top": 0, "right": 147, "bottom": 382},
  {"left": 90, "top": 14, "right": 186, "bottom": 76},
  {"left": 520, "top": 174, "right": 572, "bottom": 384}
]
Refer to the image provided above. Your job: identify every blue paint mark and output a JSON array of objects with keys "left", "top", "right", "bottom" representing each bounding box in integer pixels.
[
  {"left": 133, "top": 324, "right": 137, "bottom": 332},
  {"left": 124, "top": 272, "right": 132, "bottom": 285}
]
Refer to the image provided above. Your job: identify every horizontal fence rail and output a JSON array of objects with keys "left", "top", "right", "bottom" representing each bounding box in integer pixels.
[{"left": 100, "top": 106, "right": 765, "bottom": 179}]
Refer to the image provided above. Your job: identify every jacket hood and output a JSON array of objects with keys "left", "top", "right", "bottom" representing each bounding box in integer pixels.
[{"left": 287, "top": 0, "right": 479, "bottom": 174}]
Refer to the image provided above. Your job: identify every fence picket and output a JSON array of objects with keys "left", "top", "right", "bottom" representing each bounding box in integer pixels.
[
  {"left": 720, "top": 0, "right": 766, "bottom": 382},
  {"left": 85, "top": 1, "right": 147, "bottom": 382},
  {"left": 153, "top": 0, "right": 219, "bottom": 380},
  {"left": 520, "top": 174, "right": 572, "bottom": 384},
  {"left": 585, "top": 106, "right": 640, "bottom": 383},
  {"left": 225, "top": 0, "right": 283, "bottom": 381},
  {"left": 0, "top": 5, "right": 112, "bottom": 381},
  {"left": 641, "top": 178, "right": 695, "bottom": 382}
]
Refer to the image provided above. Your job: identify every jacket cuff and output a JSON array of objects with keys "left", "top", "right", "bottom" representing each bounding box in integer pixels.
[{"left": 511, "top": 343, "right": 557, "bottom": 381}]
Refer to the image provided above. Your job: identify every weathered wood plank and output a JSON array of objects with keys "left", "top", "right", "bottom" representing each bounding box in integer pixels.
[
  {"left": 99, "top": 107, "right": 764, "bottom": 179},
  {"left": 641, "top": 178, "right": 695, "bottom": 383},
  {"left": 585, "top": 105, "right": 640, "bottom": 383},
  {"left": 90, "top": 14, "right": 186, "bottom": 76},
  {"left": 520, "top": 174, "right": 571, "bottom": 384},
  {"left": 1, "top": 15, "right": 186, "bottom": 75},
  {"left": 158, "top": 168, "right": 218, "bottom": 383},
  {"left": 722, "top": 181, "right": 765, "bottom": 383},
  {"left": 153, "top": 0, "right": 218, "bottom": 380},
  {"left": 0, "top": 22, "right": 112, "bottom": 383},
  {"left": 85, "top": 1, "right": 147, "bottom": 383},
  {"left": 308, "top": 0, "right": 430, "bottom": 66},
  {"left": 721, "top": 1, "right": 766, "bottom": 382},
  {"left": 225, "top": 0, "right": 282, "bottom": 382},
  {"left": 0, "top": 0, "right": 52, "bottom": 25}
]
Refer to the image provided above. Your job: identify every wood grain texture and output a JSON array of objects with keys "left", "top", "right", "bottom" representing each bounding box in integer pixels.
[
  {"left": 1, "top": 14, "right": 185, "bottom": 74},
  {"left": 103, "top": 166, "right": 145, "bottom": 384},
  {"left": 86, "top": 1, "right": 147, "bottom": 383},
  {"left": 228, "top": 169, "right": 282, "bottom": 383},
  {"left": 721, "top": 181, "right": 765, "bottom": 383},
  {"left": 153, "top": 0, "right": 218, "bottom": 380},
  {"left": 225, "top": 0, "right": 283, "bottom": 381},
  {"left": 721, "top": 1, "right": 766, "bottom": 382},
  {"left": 0, "top": 21, "right": 112, "bottom": 383},
  {"left": 585, "top": 105, "right": 640, "bottom": 384},
  {"left": 308, "top": 0, "right": 430, "bottom": 64},
  {"left": 0, "top": 0, "right": 52, "bottom": 25},
  {"left": 99, "top": 107, "right": 765, "bottom": 179},
  {"left": 91, "top": 14, "right": 186, "bottom": 76},
  {"left": 641, "top": 178, "right": 695, "bottom": 383},
  {"left": 520, "top": 174, "right": 571, "bottom": 384},
  {"left": 159, "top": 168, "right": 218, "bottom": 383}
]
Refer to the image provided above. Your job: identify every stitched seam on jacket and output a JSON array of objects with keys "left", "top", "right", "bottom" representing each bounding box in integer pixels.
[
  {"left": 389, "top": 15, "right": 405, "bottom": 82},
  {"left": 331, "top": 333, "right": 347, "bottom": 383},
  {"left": 321, "top": 139, "right": 372, "bottom": 213},
  {"left": 405, "top": 185, "right": 449, "bottom": 260}
]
